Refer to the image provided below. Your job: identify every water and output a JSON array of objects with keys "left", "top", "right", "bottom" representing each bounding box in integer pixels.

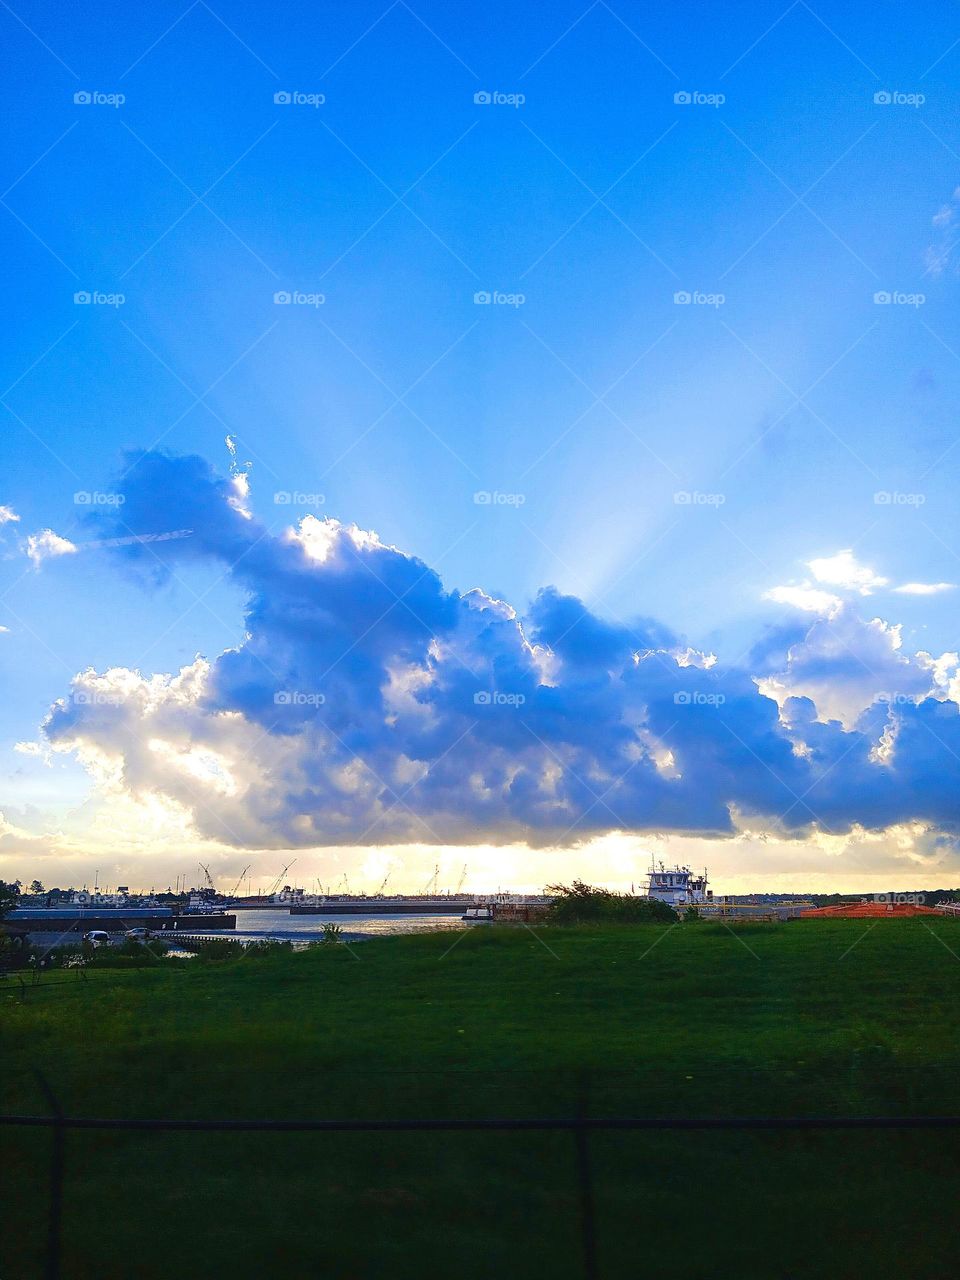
[{"left": 223, "top": 907, "right": 467, "bottom": 944}]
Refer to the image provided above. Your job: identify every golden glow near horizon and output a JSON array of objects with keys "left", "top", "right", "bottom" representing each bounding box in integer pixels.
[{"left": 2, "top": 808, "right": 955, "bottom": 896}]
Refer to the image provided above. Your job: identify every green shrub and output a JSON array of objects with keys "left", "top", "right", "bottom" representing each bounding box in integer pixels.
[{"left": 545, "top": 880, "right": 678, "bottom": 925}]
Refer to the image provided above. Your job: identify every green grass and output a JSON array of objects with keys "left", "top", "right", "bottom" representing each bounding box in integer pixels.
[{"left": 5, "top": 919, "right": 960, "bottom": 1279}]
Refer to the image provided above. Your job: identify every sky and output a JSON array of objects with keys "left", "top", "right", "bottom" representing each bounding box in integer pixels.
[{"left": 2, "top": 0, "right": 960, "bottom": 894}]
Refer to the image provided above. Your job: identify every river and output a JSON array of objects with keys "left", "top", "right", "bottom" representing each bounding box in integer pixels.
[{"left": 224, "top": 906, "right": 467, "bottom": 943}]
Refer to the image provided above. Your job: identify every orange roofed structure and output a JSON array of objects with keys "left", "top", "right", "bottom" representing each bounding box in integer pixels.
[{"left": 800, "top": 901, "right": 945, "bottom": 919}]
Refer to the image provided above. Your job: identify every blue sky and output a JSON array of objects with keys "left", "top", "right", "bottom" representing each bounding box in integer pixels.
[{"left": 3, "top": 1, "right": 960, "bottom": 891}]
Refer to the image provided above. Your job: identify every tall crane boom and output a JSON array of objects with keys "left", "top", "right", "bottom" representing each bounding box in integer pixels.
[
  {"left": 266, "top": 859, "right": 297, "bottom": 898},
  {"left": 420, "top": 863, "right": 439, "bottom": 895},
  {"left": 230, "top": 864, "right": 251, "bottom": 898}
]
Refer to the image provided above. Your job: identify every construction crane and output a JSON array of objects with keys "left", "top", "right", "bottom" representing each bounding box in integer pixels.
[
  {"left": 338, "top": 872, "right": 351, "bottom": 895},
  {"left": 376, "top": 870, "right": 392, "bottom": 897},
  {"left": 230, "top": 864, "right": 251, "bottom": 899},
  {"left": 198, "top": 862, "right": 216, "bottom": 893},
  {"left": 420, "top": 863, "right": 439, "bottom": 896},
  {"left": 265, "top": 859, "right": 297, "bottom": 899},
  {"left": 454, "top": 864, "right": 467, "bottom": 895}
]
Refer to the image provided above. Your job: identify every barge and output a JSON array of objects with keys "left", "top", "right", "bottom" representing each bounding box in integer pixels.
[
  {"left": 8, "top": 907, "right": 237, "bottom": 933},
  {"left": 290, "top": 897, "right": 474, "bottom": 916}
]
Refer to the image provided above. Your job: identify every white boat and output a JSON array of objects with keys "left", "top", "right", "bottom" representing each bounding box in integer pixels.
[
  {"left": 644, "top": 861, "right": 711, "bottom": 910},
  {"left": 461, "top": 905, "right": 493, "bottom": 922}
]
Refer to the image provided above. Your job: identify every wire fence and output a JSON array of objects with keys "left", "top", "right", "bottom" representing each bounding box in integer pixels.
[{"left": 6, "top": 1070, "right": 960, "bottom": 1280}]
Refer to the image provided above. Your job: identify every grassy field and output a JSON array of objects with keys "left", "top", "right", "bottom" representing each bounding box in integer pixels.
[{"left": 5, "top": 919, "right": 960, "bottom": 1279}]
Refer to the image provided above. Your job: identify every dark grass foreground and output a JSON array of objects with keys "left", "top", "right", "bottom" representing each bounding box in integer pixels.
[{"left": 4, "top": 920, "right": 960, "bottom": 1279}]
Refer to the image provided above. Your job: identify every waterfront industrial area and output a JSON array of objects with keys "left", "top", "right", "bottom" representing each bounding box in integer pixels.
[{"left": 6, "top": 860, "right": 960, "bottom": 949}]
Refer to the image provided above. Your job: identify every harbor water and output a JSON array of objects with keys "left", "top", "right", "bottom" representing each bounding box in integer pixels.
[{"left": 224, "top": 907, "right": 466, "bottom": 944}]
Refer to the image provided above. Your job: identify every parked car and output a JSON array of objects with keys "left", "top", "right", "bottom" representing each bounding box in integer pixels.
[
  {"left": 123, "top": 927, "right": 154, "bottom": 941},
  {"left": 83, "top": 930, "right": 110, "bottom": 947}
]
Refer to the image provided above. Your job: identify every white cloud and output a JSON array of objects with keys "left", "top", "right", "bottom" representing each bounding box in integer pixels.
[
  {"left": 0, "top": 505, "right": 20, "bottom": 525},
  {"left": 893, "top": 582, "right": 955, "bottom": 596},
  {"left": 758, "top": 607, "right": 935, "bottom": 727},
  {"left": 808, "top": 549, "right": 887, "bottom": 594},
  {"left": 926, "top": 187, "right": 960, "bottom": 276},
  {"left": 26, "top": 529, "right": 78, "bottom": 567},
  {"left": 763, "top": 585, "right": 842, "bottom": 615}
]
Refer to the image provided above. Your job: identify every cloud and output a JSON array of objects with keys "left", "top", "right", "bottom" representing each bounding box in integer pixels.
[
  {"left": 757, "top": 607, "right": 932, "bottom": 727},
  {"left": 38, "top": 451, "right": 960, "bottom": 851},
  {"left": 0, "top": 505, "right": 20, "bottom": 525},
  {"left": 763, "top": 585, "right": 842, "bottom": 615},
  {"left": 808, "top": 550, "right": 887, "bottom": 594},
  {"left": 26, "top": 529, "right": 78, "bottom": 568},
  {"left": 927, "top": 186, "right": 960, "bottom": 276},
  {"left": 893, "top": 582, "right": 955, "bottom": 596},
  {"left": 766, "top": 551, "right": 951, "bottom": 612}
]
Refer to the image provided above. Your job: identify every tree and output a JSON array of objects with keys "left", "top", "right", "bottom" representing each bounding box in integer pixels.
[
  {"left": 545, "top": 880, "right": 678, "bottom": 925},
  {"left": 0, "top": 880, "right": 21, "bottom": 919},
  {"left": 29, "top": 879, "right": 45, "bottom": 896}
]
